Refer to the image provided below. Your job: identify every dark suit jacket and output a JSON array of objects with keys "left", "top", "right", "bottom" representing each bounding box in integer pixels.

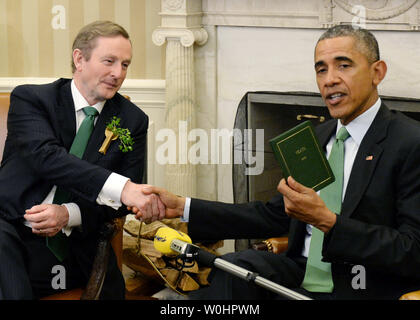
[
  {"left": 188, "top": 104, "right": 420, "bottom": 299},
  {"left": 0, "top": 78, "right": 148, "bottom": 292}
]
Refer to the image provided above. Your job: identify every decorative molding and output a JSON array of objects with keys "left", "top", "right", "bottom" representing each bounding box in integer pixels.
[
  {"left": 321, "top": 0, "right": 336, "bottom": 28},
  {"left": 200, "top": 0, "right": 420, "bottom": 31},
  {"left": 334, "top": 0, "right": 418, "bottom": 20},
  {"left": 415, "top": 1, "right": 420, "bottom": 30},
  {"left": 154, "top": 0, "right": 208, "bottom": 47},
  {"left": 163, "top": 0, "right": 184, "bottom": 12},
  {"left": 202, "top": 10, "right": 320, "bottom": 29},
  {"left": 119, "top": 79, "right": 166, "bottom": 109},
  {"left": 0, "top": 77, "right": 57, "bottom": 90},
  {"left": 152, "top": 27, "right": 208, "bottom": 47},
  {"left": 0, "top": 77, "right": 166, "bottom": 109}
]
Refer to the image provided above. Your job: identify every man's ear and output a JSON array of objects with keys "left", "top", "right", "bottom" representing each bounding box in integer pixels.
[
  {"left": 372, "top": 60, "right": 387, "bottom": 86},
  {"left": 72, "top": 49, "right": 84, "bottom": 72}
]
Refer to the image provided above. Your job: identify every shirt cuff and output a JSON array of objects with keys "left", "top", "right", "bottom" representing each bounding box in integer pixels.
[
  {"left": 96, "top": 172, "right": 129, "bottom": 210},
  {"left": 61, "top": 202, "right": 82, "bottom": 236},
  {"left": 181, "top": 197, "right": 191, "bottom": 222}
]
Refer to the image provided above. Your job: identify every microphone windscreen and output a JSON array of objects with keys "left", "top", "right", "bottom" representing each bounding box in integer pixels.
[{"left": 154, "top": 227, "right": 192, "bottom": 256}]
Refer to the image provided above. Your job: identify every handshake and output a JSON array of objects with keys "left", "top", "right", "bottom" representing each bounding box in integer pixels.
[
  {"left": 24, "top": 181, "right": 184, "bottom": 238},
  {"left": 121, "top": 181, "right": 185, "bottom": 223}
]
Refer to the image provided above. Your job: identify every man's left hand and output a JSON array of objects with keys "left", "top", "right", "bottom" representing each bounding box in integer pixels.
[
  {"left": 24, "top": 204, "right": 69, "bottom": 237},
  {"left": 277, "top": 176, "right": 336, "bottom": 233}
]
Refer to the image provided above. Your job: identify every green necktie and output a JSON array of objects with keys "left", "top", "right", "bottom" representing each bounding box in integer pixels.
[
  {"left": 301, "top": 126, "right": 350, "bottom": 293},
  {"left": 47, "top": 106, "right": 99, "bottom": 261}
]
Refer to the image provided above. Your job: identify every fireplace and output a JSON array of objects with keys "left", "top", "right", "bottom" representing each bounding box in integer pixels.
[{"left": 232, "top": 91, "right": 420, "bottom": 251}]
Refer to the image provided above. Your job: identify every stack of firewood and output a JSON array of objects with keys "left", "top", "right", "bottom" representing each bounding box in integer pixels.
[{"left": 122, "top": 218, "right": 223, "bottom": 296}]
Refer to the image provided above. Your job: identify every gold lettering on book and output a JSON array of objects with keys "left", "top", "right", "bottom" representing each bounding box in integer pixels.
[{"left": 295, "top": 146, "right": 307, "bottom": 155}]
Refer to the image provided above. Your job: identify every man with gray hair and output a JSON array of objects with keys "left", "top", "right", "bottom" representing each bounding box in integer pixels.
[
  {"left": 0, "top": 21, "right": 164, "bottom": 299},
  {"left": 136, "top": 24, "right": 420, "bottom": 299}
]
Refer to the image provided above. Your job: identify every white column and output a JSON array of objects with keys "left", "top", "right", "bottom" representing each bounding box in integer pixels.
[{"left": 152, "top": 0, "right": 208, "bottom": 197}]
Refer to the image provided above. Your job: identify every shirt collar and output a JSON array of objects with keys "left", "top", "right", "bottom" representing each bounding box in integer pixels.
[
  {"left": 71, "top": 80, "right": 105, "bottom": 114},
  {"left": 336, "top": 98, "right": 382, "bottom": 146}
]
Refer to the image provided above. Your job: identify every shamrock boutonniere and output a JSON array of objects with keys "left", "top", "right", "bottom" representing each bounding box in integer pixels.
[{"left": 99, "top": 116, "right": 134, "bottom": 154}]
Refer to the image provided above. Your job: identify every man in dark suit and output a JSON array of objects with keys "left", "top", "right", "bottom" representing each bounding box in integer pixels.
[
  {"left": 136, "top": 25, "right": 420, "bottom": 299},
  {"left": 0, "top": 21, "right": 164, "bottom": 299}
]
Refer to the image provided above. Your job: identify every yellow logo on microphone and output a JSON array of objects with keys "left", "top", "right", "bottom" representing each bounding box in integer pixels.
[{"left": 154, "top": 227, "right": 192, "bottom": 256}]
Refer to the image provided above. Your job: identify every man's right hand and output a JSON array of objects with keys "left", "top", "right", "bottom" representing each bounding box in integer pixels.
[
  {"left": 120, "top": 181, "right": 166, "bottom": 223},
  {"left": 128, "top": 186, "right": 186, "bottom": 221}
]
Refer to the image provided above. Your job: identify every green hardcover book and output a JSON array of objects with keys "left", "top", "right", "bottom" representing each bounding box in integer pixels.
[{"left": 269, "top": 120, "right": 334, "bottom": 191}]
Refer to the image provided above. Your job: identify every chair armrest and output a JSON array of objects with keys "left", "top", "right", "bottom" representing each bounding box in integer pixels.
[
  {"left": 400, "top": 290, "right": 420, "bottom": 300},
  {"left": 111, "top": 217, "right": 126, "bottom": 271},
  {"left": 80, "top": 220, "right": 117, "bottom": 300},
  {"left": 252, "top": 237, "right": 288, "bottom": 254}
]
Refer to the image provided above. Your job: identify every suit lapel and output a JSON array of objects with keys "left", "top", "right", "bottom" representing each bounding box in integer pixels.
[
  {"left": 57, "top": 81, "right": 77, "bottom": 150},
  {"left": 341, "top": 104, "right": 390, "bottom": 217},
  {"left": 317, "top": 120, "right": 337, "bottom": 150},
  {"left": 83, "top": 98, "right": 120, "bottom": 163}
]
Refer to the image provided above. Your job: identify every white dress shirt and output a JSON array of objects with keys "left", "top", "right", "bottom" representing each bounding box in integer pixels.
[
  {"left": 24, "top": 80, "right": 129, "bottom": 235},
  {"left": 181, "top": 98, "right": 382, "bottom": 257}
]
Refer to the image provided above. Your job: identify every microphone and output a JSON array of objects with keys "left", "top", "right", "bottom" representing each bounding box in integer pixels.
[
  {"left": 154, "top": 227, "right": 216, "bottom": 266},
  {"left": 153, "top": 227, "right": 311, "bottom": 300},
  {"left": 154, "top": 227, "right": 193, "bottom": 256}
]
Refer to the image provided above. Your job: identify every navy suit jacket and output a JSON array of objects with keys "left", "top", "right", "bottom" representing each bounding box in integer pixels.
[
  {"left": 0, "top": 78, "right": 148, "bottom": 239},
  {"left": 188, "top": 104, "right": 420, "bottom": 299}
]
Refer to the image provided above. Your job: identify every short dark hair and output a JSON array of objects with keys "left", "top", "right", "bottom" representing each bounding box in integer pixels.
[
  {"left": 317, "top": 25, "right": 380, "bottom": 63},
  {"left": 71, "top": 20, "right": 130, "bottom": 73}
]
